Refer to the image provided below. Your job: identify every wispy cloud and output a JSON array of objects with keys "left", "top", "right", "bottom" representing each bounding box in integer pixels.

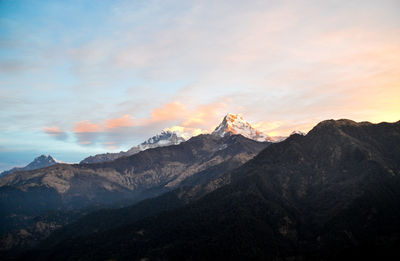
[
  {"left": 43, "top": 126, "right": 68, "bottom": 141},
  {"left": 70, "top": 98, "right": 232, "bottom": 147},
  {"left": 105, "top": 115, "right": 136, "bottom": 129},
  {"left": 1, "top": 0, "right": 399, "bottom": 160}
]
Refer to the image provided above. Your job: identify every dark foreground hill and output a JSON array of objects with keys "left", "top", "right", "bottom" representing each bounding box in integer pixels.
[{"left": 24, "top": 119, "right": 400, "bottom": 261}]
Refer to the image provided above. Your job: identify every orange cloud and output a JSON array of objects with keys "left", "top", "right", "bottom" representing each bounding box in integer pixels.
[
  {"left": 151, "top": 102, "right": 187, "bottom": 121},
  {"left": 75, "top": 120, "right": 102, "bottom": 133},
  {"left": 181, "top": 101, "right": 229, "bottom": 130},
  {"left": 43, "top": 126, "right": 63, "bottom": 134},
  {"left": 104, "top": 141, "right": 118, "bottom": 150},
  {"left": 105, "top": 114, "right": 136, "bottom": 129}
]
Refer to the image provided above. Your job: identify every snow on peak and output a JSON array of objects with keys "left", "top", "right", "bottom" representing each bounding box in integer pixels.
[
  {"left": 290, "top": 130, "right": 306, "bottom": 136},
  {"left": 81, "top": 130, "right": 187, "bottom": 164},
  {"left": 141, "top": 130, "right": 185, "bottom": 147},
  {"left": 212, "top": 113, "right": 272, "bottom": 142},
  {"left": 128, "top": 130, "right": 186, "bottom": 153}
]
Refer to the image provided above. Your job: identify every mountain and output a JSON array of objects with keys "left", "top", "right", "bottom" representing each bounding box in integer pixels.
[
  {"left": 212, "top": 113, "right": 274, "bottom": 142},
  {"left": 290, "top": 130, "right": 306, "bottom": 136},
  {"left": 0, "top": 134, "right": 268, "bottom": 210},
  {"left": 81, "top": 114, "right": 279, "bottom": 164},
  {"left": 29, "top": 119, "right": 400, "bottom": 261},
  {"left": 0, "top": 133, "right": 269, "bottom": 252},
  {"left": 80, "top": 130, "right": 186, "bottom": 164},
  {"left": 0, "top": 155, "right": 59, "bottom": 177}
]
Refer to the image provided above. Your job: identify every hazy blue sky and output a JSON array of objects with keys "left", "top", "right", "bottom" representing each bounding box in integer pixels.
[{"left": 1, "top": 0, "right": 399, "bottom": 170}]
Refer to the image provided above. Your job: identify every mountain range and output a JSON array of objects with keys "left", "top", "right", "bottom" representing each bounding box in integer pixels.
[
  {"left": 81, "top": 113, "right": 280, "bottom": 164},
  {"left": 23, "top": 119, "right": 400, "bottom": 261},
  {"left": 0, "top": 114, "right": 270, "bottom": 252},
  {"left": 1, "top": 117, "right": 399, "bottom": 260},
  {"left": 80, "top": 130, "right": 186, "bottom": 164}
]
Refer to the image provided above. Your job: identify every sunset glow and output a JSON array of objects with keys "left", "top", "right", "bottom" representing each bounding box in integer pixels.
[{"left": 0, "top": 0, "right": 399, "bottom": 170}]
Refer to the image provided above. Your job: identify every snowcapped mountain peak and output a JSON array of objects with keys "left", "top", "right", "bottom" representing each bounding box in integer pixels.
[
  {"left": 139, "top": 130, "right": 185, "bottom": 148},
  {"left": 212, "top": 113, "right": 271, "bottom": 142},
  {"left": 80, "top": 130, "right": 187, "bottom": 164},
  {"left": 290, "top": 130, "right": 306, "bottom": 136},
  {"left": 127, "top": 130, "right": 186, "bottom": 154}
]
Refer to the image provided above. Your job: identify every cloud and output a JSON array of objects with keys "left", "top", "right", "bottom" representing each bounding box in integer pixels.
[
  {"left": 75, "top": 120, "right": 102, "bottom": 133},
  {"left": 253, "top": 121, "right": 317, "bottom": 137},
  {"left": 43, "top": 126, "right": 68, "bottom": 141},
  {"left": 74, "top": 121, "right": 103, "bottom": 145},
  {"left": 71, "top": 99, "right": 233, "bottom": 148},
  {"left": 103, "top": 141, "right": 118, "bottom": 150},
  {"left": 2, "top": 0, "right": 400, "bottom": 160},
  {"left": 181, "top": 100, "right": 230, "bottom": 130},
  {"left": 150, "top": 102, "right": 187, "bottom": 122},
  {"left": 105, "top": 114, "right": 136, "bottom": 129}
]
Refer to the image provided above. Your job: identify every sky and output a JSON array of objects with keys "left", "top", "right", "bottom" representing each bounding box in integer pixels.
[{"left": 0, "top": 0, "right": 399, "bottom": 170}]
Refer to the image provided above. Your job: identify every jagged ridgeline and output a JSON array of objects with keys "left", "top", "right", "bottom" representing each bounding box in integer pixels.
[
  {"left": 19, "top": 119, "right": 400, "bottom": 261},
  {"left": 0, "top": 114, "right": 271, "bottom": 253},
  {"left": 2, "top": 118, "right": 400, "bottom": 261}
]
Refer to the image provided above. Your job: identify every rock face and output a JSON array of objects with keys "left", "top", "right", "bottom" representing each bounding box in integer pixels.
[
  {"left": 0, "top": 155, "right": 59, "bottom": 177},
  {"left": 32, "top": 119, "right": 400, "bottom": 261},
  {"left": 80, "top": 130, "right": 186, "bottom": 164}
]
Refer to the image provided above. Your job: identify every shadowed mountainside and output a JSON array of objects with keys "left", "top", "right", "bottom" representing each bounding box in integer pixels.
[
  {"left": 0, "top": 134, "right": 268, "bottom": 252},
  {"left": 25, "top": 119, "right": 400, "bottom": 261}
]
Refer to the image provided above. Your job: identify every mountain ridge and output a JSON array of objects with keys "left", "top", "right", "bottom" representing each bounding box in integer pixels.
[
  {"left": 80, "top": 113, "right": 282, "bottom": 164},
  {"left": 0, "top": 133, "right": 269, "bottom": 252},
  {"left": 80, "top": 130, "right": 186, "bottom": 164},
  {"left": 27, "top": 118, "right": 400, "bottom": 261}
]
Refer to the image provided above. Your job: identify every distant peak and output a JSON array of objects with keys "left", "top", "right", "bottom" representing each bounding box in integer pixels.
[
  {"left": 34, "top": 154, "right": 57, "bottom": 162},
  {"left": 290, "top": 130, "right": 305, "bottom": 136},
  {"left": 137, "top": 130, "right": 186, "bottom": 150},
  {"left": 212, "top": 113, "right": 271, "bottom": 142},
  {"left": 1, "top": 154, "right": 59, "bottom": 177}
]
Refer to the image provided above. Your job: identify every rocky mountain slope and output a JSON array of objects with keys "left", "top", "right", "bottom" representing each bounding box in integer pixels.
[
  {"left": 28, "top": 119, "right": 400, "bottom": 261},
  {"left": 0, "top": 155, "right": 59, "bottom": 177},
  {"left": 80, "top": 130, "right": 186, "bottom": 164},
  {"left": 0, "top": 133, "right": 268, "bottom": 252}
]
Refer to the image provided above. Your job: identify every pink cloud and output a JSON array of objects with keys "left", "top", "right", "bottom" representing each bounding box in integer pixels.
[
  {"left": 181, "top": 101, "right": 229, "bottom": 130},
  {"left": 43, "top": 126, "right": 63, "bottom": 134},
  {"left": 150, "top": 102, "right": 187, "bottom": 122},
  {"left": 75, "top": 120, "right": 102, "bottom": 133},
  {"left": 105, "top": 114, "right": 136, "bottom": 129},
  {"left": 43, "top": 126, "right": 68, "bottom": 140}
]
